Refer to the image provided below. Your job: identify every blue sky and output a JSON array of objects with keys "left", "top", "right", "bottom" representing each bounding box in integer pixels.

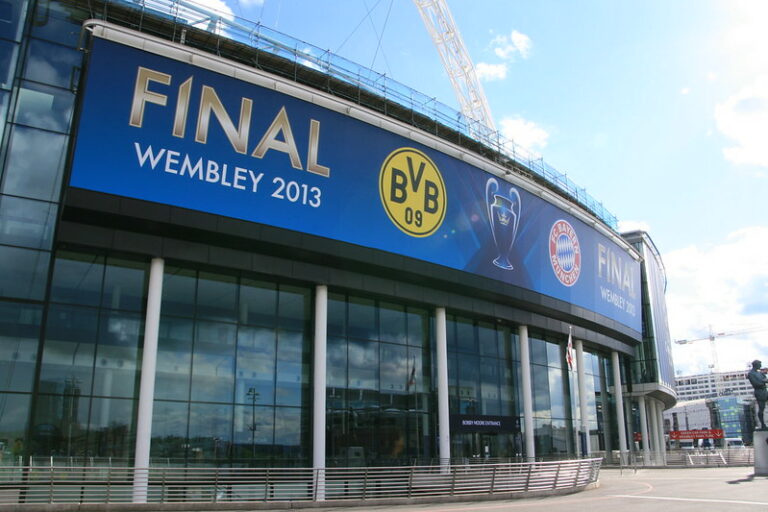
[{"left": 192, "top": 0, "right": 767, "bottom": 375}]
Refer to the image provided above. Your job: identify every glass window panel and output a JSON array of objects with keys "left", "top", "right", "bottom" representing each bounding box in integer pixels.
[
  {"left": 156, "top": 316, "right": 193, "bottom": 401},
  {"left": 0, "top": 301, "right": 41, "bottom": 392},
  {"left": 455, "top": 317, "right": 476, "bottom": 353},
  {"left": 446, "top": 315, "right": 456, "bottom": 349},
  {"left": 480, "top": 357, "right": 500, "bottom": 415},
  {"left": 457, "top": 354, "right": 479, "bottom": 414},
  {"left": 161, "top": 267, "right": 195, "bottom": 317},
  {"left": 380, "top": 343, "right": 407, "bottom": 393},
  {"left": 30, "top": 0, "right": 89, "bottom": 46},
  {"left": 550, "top": 418, "right": 570, "bottom": 455},
  {"left": 347, "top": 296, "right": 376, "bottom": 340},
  {"left": 0, "top": 40, "right": 17, "bottom": 89},
  {"left": 93, "top": 311, "right": 141, "bottom": 399},
  {"left": 197, "top": 272, "right": 237, "bottom": 322},
  {"left": 326, "top": 336, "right": 346, "bottom": 388},
  {"left": 188, "top": 403, "right": 232, "bottom": 462},
  {"left": 277, "top": 285, "right": 309, "bottom": 331},
  {"left": 274, "top": 407, "right": 307, "bottom": 462},
  {"left": 548, "top": 366, "right": 566, "bottom": 418},
  {"left": 379, "top": 302, "right": 406, "bottom": 344},
  {"left": 406, "top": 307, "right": 427, "bottom": 347},
  {"left": 327, "top": 293, "right": 346, "bottom": 337},
  {"left": 236, "top": 327, "right": 276, "bottom": 405},
  {"left": 40, "top": 305, "right": 98, "bottom": 395},
  {"left": 478, "top": 321, "right": 497, "bottom": 356},
  {"left": 0, "top": 393, "right": 30, "bottom": 464},
  {"left": 150, "top": 400, "right": 188, "bottom": 461},
  {"left": 0, "top": 246, "right": 50, "bottom": 301},
  {"left": 0, "top": 90, "right": 8, "bottom": 141},
  {"left": 233, "top": 404, "right": 273, "bottom": 462},
  {"left": 2, "top": 125, "right": 67, "bottom": 201},
  {"left": 32, "top": 390, "right": 89, "bottom": 458},
  {"left": 529, "top": 336, "right": 547, "bottom": 365},
  {"left": 347, "top": 339, "right": 378, "bottom": 390},
  {"left": 0, "top": 0, "right": 28, "bottom": 41},
  {"left": 407, "top": 346, "right": 428, "bottom": 393},
  {"left": 191, "top": 321, "right": 236, "bottom": 403},
  {"left": 239, "top": 278, "right": 276, "bottom": 327},
  {"left": 24, "top": 39, "right": 81, "bottom": 88},
  {"left": 102, "top": 258, "right": 146, "bottom": 312},
  {"left": 546, "top": 341, "right": 562, "bottom": 368},
  {"left": 14, "top": 81, "right": 74, "bottom": 132},
  {"left": 50, "top": 252, "right": 104, "bottom": 306},
  {"left": 88, "top": 397, "right": 135, "bottom": 458},
  {"left": 500, "top": 362, "right": 515, "bottom": 416},
  {"left": 275, "top": 330, "right": 308, "bottom": 407},
  {"left": 0, "top": 195, "right": 57, "bottom": 249},
  {"left": 531, "top": 364, "right": 551, "bottom": 418}
]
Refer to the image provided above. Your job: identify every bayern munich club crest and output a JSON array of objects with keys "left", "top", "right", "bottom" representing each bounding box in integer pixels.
[{"left": 549, "top": 220, "right": 581, "bottom": 287}]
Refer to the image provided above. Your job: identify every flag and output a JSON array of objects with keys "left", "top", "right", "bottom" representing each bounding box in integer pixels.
[
  {"left": 566, "top": 327, "right": 574, "bottom": 371},
  {"left": 407, "top": 357, "right": 416, "bottom": 390}
]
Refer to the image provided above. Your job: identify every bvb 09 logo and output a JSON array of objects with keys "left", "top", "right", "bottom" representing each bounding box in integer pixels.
[{"left": 379, "top": 148, "right": 447, "bottom": 237}]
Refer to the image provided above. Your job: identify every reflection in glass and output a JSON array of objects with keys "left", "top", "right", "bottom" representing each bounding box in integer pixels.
[
  {"left": 93, "top": 311, "right": 141, "bottom": 398},
  {"left": 156, "top": 316, "right": 193, "bottom": 401},
  {"left": 274, "top": 407, "right": 308, "bottom": 466},
  {"left": 88, "top": 397, "right": 134, "bottom": 458},
  {"left": 327, "top": 294, "right": 346, "bottom": 337},
  {"left": 0, "top": 301, "right": 41, "bottom": 392},
  {"left": 32, "top": 390, "right": 89, "bottom": 458},
  {"left": 50, "top": 252, "right": 103, "bottom": 306},
  {"left": 379, "top": 302, "right": 406, "bottom": 344},
  {"left": 14, "top": 81, "right": 74, "bottom": 132},
  {"left": 0, "top": 195, "right": 57, "bottom": 249},
  {"left": 380, "top": 343, "right": 407, "bottom": 392},
  {"left": 0, "top": 393, "right": 31, "bottom": 464},
  {"left": 102, "top": 258, "right": 146, "bottom": 311},
  {"left": 30, "top": 0, "right": 90, "bottom": 47},
  {"left": 2, "top": 125, "right": 67, "bottom": 201},
  {"left": 236, "top": 327, "right": 276, "bottom": 405},
  {"left": 161, "top": 267, "right": 196, "bottom": 317},
  {"left": 0, "top": 40, "right": 18, "bottom": 89},
  {"left": 347, "top": 296, "right": 376, "bottom": 340},
  {"left": 278, "top": 286, "right": 309, "bottom": 330},
  {"left": 24, "top": 39, "right": 82, "bottom": 88},
  {"left": 197, "top": 272, "right": 237, "bottom": 322},
  {"left": 191, "top": 322, "right": 235, "bottom": 403},
  {"left": 151, "top": 400, "right": 188, "bottom": 461},
  {"left": 188, "top": 403, "right": 232, "bottom": 463},
  {"left": 0, "top": 246, "right": 50, "bottom": 300},
  {"left": 40, "top": 305, "right": 98, "bottom": 395},
  {"left": 233, "top": 404, "right": 273, "bottom": 462},
  {"left": 239, "top": 278, "right": 276, "bottom": 326}
]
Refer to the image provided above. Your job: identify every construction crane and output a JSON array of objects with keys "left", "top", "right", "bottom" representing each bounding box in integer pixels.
[
  {"left": 413, "top": 0, "right": 496, "bottom": 136},
  {"left": 674, "top": 325, "right": 768, "bottom": 396}
]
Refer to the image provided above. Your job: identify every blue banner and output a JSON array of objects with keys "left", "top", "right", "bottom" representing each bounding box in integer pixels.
[{"left": 70, "top": 38, "right": 641, "bottom": 332}]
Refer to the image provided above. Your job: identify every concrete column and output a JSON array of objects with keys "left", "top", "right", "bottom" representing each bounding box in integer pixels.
[
  {"left": 575, "top": 339, "right": 591, "bottom": 456},
  {"left": 435, "top": 307, "right": 450, "bottom": 466},
  {"left": 638, "top": 395, "right": 650, "bottom": 464},
  {"left": 655, "top": 400, "right": 667, "bottom": 464},
  {"left": 312, "top": 285, "right": 327, "bottom": 499},
  {"left": 611, "top": 351, "right": 628, "bottom": 464},
  {"left": 650, "top": 399, "right": 661, "bottom": 464},
  {"left": 519, "top": 325, "right": 535, "bottom": 462},
  {"left": 133, "top": 257, "right": 164, "bottom": 503}
]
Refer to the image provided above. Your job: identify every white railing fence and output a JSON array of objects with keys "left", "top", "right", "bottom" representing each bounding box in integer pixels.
[{"left": 0, "top": 458, "right": 601, "bottom": 505}]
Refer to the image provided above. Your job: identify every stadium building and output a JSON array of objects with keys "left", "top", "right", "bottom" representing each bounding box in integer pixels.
[{"left": 0, "top": 0, "right": 676, "bottom": 469}]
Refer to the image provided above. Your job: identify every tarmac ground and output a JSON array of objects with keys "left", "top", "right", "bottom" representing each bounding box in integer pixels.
[{"left": 290, "top": 466, "right": 768, "bottom": 512}]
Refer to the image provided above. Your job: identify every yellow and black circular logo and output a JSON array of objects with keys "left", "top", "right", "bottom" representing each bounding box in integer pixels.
[{"left": 379, "top": 148, "right": 447, "bottom": 237}]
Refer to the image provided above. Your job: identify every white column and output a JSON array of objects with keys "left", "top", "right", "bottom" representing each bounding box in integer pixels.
[
  {"left": 648, "top": 398, "right": 660, "bottom": 464},
  {"left": 611, "top": 351, "right": 628, "bottom": 464},
  {"left": 655, "top": 400, "right": 666, "bottom": 464},
  {"left": 519, "top": 325, "right": 535, "bottom": 462},
  {"left": 132, "top": 257, "right": 164, "bottom": 503},
  {"left": 312, "top": 285, "right": 327, "bottom": 499},
  {"left": 575, "top": 339, "right": 591, "bottom": 456},
  {"left": 435, "top": 307, "right": 450, "bottom": 466},
  {"left": 638, "top": 395, "right": 650, "bottom": 464}
]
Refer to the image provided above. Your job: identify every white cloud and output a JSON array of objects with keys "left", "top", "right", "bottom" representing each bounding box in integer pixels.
[
  {"left": 680, "top": 87, "right": 691, "bottom": 95},
  {"left": 715, "top": 74, "right": 768, "bottom": 168},
  {"left": 617, "top": 220, "right": 652, "bottom": 233},
  {"left": 499, "top": 116, "right": 549, "bottom": 153},
  {"left": 491, "top": 30, "right": 532, "bottom": 61},
  {"left": 238, "top": 0, "right": 264, "bottom": 6},
  {"left": 476, "top": 62, "right": 508, "bottom": 82},
  {"left": 664, "top": 226, "right": 768, "bottom": 376}
]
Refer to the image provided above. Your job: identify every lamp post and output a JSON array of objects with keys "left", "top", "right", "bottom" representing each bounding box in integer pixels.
[{"left": 246, "top": 387, "right": 259, "bottom": 458}]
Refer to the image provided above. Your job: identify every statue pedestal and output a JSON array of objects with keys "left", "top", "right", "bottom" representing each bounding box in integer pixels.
[{"left": 755, "top": 430, "right": 768, "bottom": 476}]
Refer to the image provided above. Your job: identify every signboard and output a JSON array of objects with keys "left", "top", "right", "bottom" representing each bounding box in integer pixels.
[
  {"left": 450, "top": 415, "right": 519, "bottom": 433},
  {"left": 669, "top": 429, "right": 725, "bottom": 440},
  {"left": 70, "top": 37, "right": 641, "bottom": 332}
]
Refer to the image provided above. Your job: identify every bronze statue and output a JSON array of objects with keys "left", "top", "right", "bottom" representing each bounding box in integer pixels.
[{"left": 747, "top": 360, "right": 767, "bottom": 430}]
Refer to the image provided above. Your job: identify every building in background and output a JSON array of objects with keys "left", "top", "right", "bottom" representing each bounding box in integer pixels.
[
  {"left": 676, "top": 370, "right": 754, "bottom": 401},
  {"left": 664, "top": 397, "right": 754, "bottom": 446},
  {"left": 0, "top": 0, "right": 675, "bottom": 468}
]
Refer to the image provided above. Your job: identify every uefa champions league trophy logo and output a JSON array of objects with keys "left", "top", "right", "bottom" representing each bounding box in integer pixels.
[{"left": 485, "top": 177, "right": 521, "bottom": 270}]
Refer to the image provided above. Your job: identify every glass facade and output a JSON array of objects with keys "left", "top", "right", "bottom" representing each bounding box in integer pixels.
[{"left": 0, "top": 0, "right": 669, "bottom": 469}]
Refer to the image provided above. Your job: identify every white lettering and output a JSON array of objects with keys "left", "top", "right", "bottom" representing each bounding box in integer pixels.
[{"left": 134, "top": 143, "right": 165, "bottom": 169}]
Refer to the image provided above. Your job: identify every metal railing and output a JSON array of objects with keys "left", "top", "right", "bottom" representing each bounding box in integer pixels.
[
  {"left": 0, "top": 459, "right": 601, "bottom": 505},
  {"left": 90, "top": 0, "right": 618, "bottom": 230}
]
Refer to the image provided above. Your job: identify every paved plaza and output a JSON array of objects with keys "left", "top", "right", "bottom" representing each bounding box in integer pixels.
[{"left": 294, "top": 467, "right": 767, "bottom": 512}]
